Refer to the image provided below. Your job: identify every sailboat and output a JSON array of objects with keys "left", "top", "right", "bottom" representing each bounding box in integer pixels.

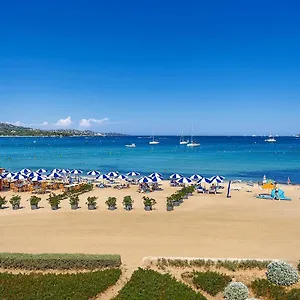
[
  {"left": 187, "top": 126, "right": 200, "bottom": 147},
  {"left": 265, "top": 131, "right": 276, "bottom": 143},
  {"left": 179, "top": 132, "right": 189, "bottom": 145},
  {"left": 149, "top": 130, "right": 159, "bottom": 145}
]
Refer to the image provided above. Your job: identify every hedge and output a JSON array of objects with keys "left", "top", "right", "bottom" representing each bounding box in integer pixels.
[
  {"left": 157, "top": 258, "right": 271, "bottom": 271},
  {"left": 115, "top": 268, "right": 206, "bottom": 300},
  {"left": 192, "top": 270, "right": 232, "bottom": 296},
  {"left": 0, "top": 253, "right": 121, "bottom": 270},
  {"left": 0, "top": 269, "right": 121, "bottom": 300},
  {"left": 251, "top": 278, "right": 286, "bottom": 300}
]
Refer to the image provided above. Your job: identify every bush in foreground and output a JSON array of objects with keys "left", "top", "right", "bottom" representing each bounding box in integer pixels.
[
  {"left": 115, "top": 268, "right": 206, "bottom": 300},
  {"left": 266, "top": 261, "right": 299, "bottom": 286},
  {"left": 0, "top": 253, "right": 121, "bottom": 270},
  {"left": 0, "top": 269, "right": 121, "bottom": 300},
  {"left": 224, "top": 282, "right": 249, "bottom": 300},
  {"left": 251, "top": 278, "right": 286, "bottom": 299},
  {"left": 192, "top": 270, "right": 231, "bottom": 296}
]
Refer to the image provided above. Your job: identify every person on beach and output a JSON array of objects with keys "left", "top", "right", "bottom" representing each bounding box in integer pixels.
[{"left": 273, "top": 182, "right": 280, "bottom": 201}]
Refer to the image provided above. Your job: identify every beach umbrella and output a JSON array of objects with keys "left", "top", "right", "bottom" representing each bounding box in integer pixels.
[
  {"left": 212, "top": 175, "right": 225, "bottom": 181},
  {"left": 149, "top": 173, "right": 163, "bottom": 179},
  {"left": 11, "top": 173, "right": 27, "bottom": 181},
  {"left": 28, "top": 172, "right": 40, "bottom": 178},
  {"left": 197, "top": 177, "right": 211, "bottom": 184},
  {"left": 96, "top": 174, "right": 110, "bottom": 181},
  {"left": 60, "top": 169, "right": 70, "bottom": 174},
  {"left": 36, "top": 168, "right": 47, "bottom": 174},
  {"left": 51, "top": 168, "right": 61, "bottom": 173},
  {"left": 20, "top": 168, "right": 32, "bottom": 175},
  {"left": 118, "top": 174, "right": 128, "bottom": 180},
  {"left": 208, "top": 176, "right": 223, "bottom": 184},
  {"left": 176, "top": 177, "right": 192, "bottom": 184},
  {"left": 170, "top": 173, "right": 182, "bottom": 180},
  {"left": 2, "top": 172, "right": 15, "bottom": 179},
  {"left": 47, "top": 172, "right": 62, "bottom": 179},
  {"left": 107, "top": 171, "right": 118, "bottom": 178},
  {"left": 126, "top": 171, "right": 140, "bottom": 177},
  {"left": 31, "top": 175, "right": 46, "bottom": 182},
  {"left": 151, "top": 176, "right": 162, "bottom": 182},
  {"left": 138, "top": 176, "right": 153, "bottom": 183},
  {"left": 87, "top": 170, "right": 100, "bottom": 176},
  {"left": 70, "top": 169, "right": 83, "bottom": 175},
  {"left": 190, "top": 174, "right": 203, "bottom": 181}
]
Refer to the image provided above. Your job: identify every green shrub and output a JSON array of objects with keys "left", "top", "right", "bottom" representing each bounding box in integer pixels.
[
  {"left": 267, "top": 261, "right": 299, "bottom": 286},
  {"left": 0, "top": 195, "right": 7, "bottom": 208},
  {"left": 0, "top": 253, "right": 121, "bottom": 270},
  {"left": 28, "top": 195, "right": 41, "bottom": 206},
  {"left": 224, "top": 282, "right": 249, "bottom": 300},
  {"left": 193, "top": 271, "right": 231, "bottom": 296},
  {"left": 0, "top": 268, "right": 121, "bottom": 300},
  {"left": 115, "top": 268, "right": 206, "bottom": 299},
  {"left": 251, "top": 278, "right": 286, "bottom": 300},
  {"left": 286, "top": 289, "right": 300, "bottom": 300}
]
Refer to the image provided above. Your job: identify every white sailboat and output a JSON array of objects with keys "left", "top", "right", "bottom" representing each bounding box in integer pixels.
[
  {"left": 179, "top": 132, "right": 189, "bottom": 145},
  {"left": 265, "top": 131, "right": 276, "bottom": 142},
  {"left": 187, "top": 126, "right": 200, "bottom": 147},
  {"left": 149, "top": 130, "right": 159, "bottom": 145}
]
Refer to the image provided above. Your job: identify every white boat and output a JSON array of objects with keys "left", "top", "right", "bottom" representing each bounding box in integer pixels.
[
  {"left": 125, "top": 143, "right": 136, "bottom": 148},
  {"left": 186, "top": 126, "right": 200, "bottom": 147},
  {"left": 187, "top": 141, "right": 200, "bottom": 147},
  {"left": 149, "top": 130, "right": 159, "bottom": 145},
  {"left": 179, "top": 133, "right": 189, "bottom": 145},
  {"left": 265, "top": 136, "right": 276, "bottom": 142}
]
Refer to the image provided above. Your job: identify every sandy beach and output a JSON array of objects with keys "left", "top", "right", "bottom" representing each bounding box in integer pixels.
[{"left": 0, "top": 181, "right": 300, "bottom": 270}]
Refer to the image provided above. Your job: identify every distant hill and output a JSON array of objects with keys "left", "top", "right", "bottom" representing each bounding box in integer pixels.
[{"left": 0, "top": 123, "right": 127, "bottom": 137}]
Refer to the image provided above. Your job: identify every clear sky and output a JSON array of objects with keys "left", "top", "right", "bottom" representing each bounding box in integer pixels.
[{"left": 0, "top": 0, "right": 299, "bottom": 135}]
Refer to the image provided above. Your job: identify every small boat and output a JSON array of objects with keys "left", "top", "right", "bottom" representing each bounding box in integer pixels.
[
  {"left": 179, "top": 133, "right": 189, "bottom": 145},
  {"left": 186, "top": 125, "right": 200, "bottom": 147},
  {"left": 187, "top": 141, "right": 200, "bottom": 147},
  {"left": 149, "top": 130, "right": 159, "bottom": 145},
  {"left": 125, "top": 143, "right": 136, "bottom": 148},
  {"left": 265, "top": 137, "right": 276, "bottom": 142}
]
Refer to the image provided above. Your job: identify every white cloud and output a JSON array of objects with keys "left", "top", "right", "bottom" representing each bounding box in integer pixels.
[
  {"left": 54, "top": 116, "right": 73, "bottom": 127},
  {"left": 41, "top": 121, "right": 49, "bottom": 126},
  {"left": 79, "top": 118, "right": 109, "bottom": 128}
]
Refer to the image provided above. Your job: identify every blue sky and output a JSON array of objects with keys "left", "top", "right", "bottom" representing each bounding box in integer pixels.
[{"left": 0, "top": 0, "right": 299, "bottom": 135}]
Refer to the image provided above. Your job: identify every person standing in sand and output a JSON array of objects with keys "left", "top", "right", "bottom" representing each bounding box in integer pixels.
[{"left": 273, "top": 182, "right": 280, "bottom": 201}]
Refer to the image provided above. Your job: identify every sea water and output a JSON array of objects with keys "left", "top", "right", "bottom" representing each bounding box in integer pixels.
[{"left": 0, "top": 136, "right": 300, "bottom": 183}]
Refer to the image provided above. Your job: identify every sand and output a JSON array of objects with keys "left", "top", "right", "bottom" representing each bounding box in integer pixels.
[{"left": 0, "top": 181, "right": 300, "bottom": 270}]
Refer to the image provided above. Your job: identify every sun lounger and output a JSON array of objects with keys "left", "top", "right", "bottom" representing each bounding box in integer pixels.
[{"left": 256, "top": 189, "right": 291, "bottom": 201}]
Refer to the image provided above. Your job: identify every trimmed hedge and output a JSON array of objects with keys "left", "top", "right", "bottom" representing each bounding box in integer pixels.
[
  {"left": 157, "top": 258, "right": 271, "bottom": 271},
  {"left": 0, "top": 268, "right": 121, "bottom": 300},
  {"left": 286, "top": 289, "right": 300, "bottom": 300},
  {"left": 115, "top": 268, "right": 206, "bottom": 300},
  {"left": 0, "top": 253, "right": 121, "bottom": 270},
  {"left": 193, "top": 270, "right": 231, "bottom": 296},
  {"left": 251, "top": 278, "right": 286, "bottom": 300}
]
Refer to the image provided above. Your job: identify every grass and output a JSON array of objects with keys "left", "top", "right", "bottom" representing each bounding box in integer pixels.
[
  {"left": 192, "top": 271, "right": 232, "bottom": 296},
  {"left": 0, "top": 269, "right": 121, "bottom": 300},
  {"left": 115, "top": 268, "right": 206, "bottom": 300},
  {"left": 0, "top": 253, "right": 121, "bottom": 270}
]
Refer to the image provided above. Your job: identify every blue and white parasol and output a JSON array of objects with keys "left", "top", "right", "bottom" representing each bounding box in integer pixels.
[
  {"left": 176, "top": 177, "right": 192, "bottom": 184},
  {"left": 138, "top": 176, "right": 153, "bottom": 183},
  {"left": 12, "top": 173, "right": 27, "bottom": 181},
  {"left": 149, "top": 173, "right": 163, "bottom": 179},
  {"left": 96, "top": 174, "right": 110, "bottom": 180},
  {"left": 107, "top": 171, "right": 118, "bottom": 178},
  {"left": 170, "top": 173, "right": 182, "bottom": 180},
  {"left": 20, "top": 168, "right": 32, "bottom": 175},
  {"left": 190, "top": 174, "right": 203, "bottom": 181},
  {"left": 70, "top": 169, "right": 83, "bottom": 175},
  {"left": 126, "top": 171, "right": 140, "bottom": 177},
  {"left": 36, "top": 168, "right": 47, "bottom": 174},
  {"left": 48, "top": 172, "right": 62, "bottom": 179},
  {"left": 118, "top": 174, "right": 128, "bottom": 180},
  {"left": 60, "top": 169, "right": 70, "bottom": 174},
  {"left": 87, "top": 170, "right": 100, "bottom": 176},
  {"left": 31, "top": 175, "right": 47, "bottom": 182},
  {"left": 151, "top": 176, "right": 162, "bottom": 182}
]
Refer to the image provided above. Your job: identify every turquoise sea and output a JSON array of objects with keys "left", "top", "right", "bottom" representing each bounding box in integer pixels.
[{"left": 1, "top": 136, "right": 300, "bottom": 183}]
